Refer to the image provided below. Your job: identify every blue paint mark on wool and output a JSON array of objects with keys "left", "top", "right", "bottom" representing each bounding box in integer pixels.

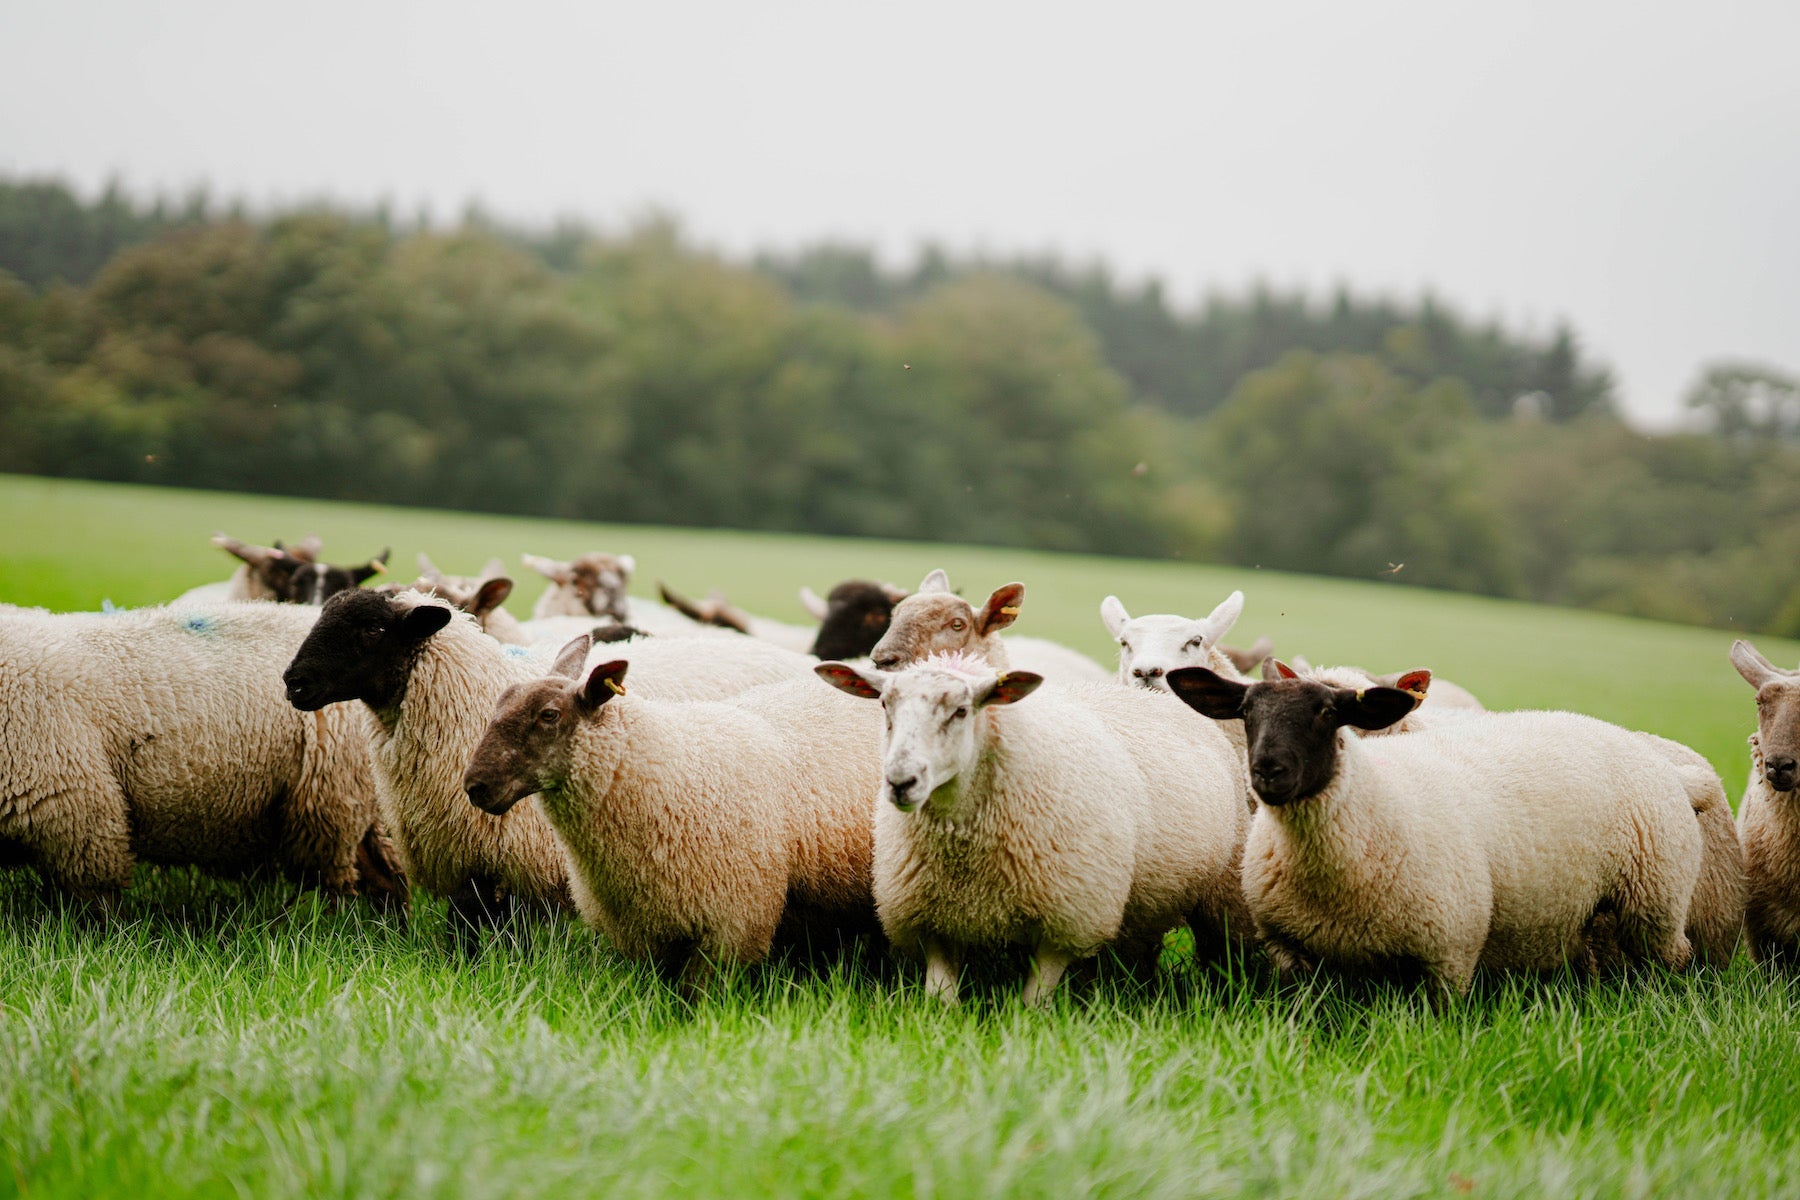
[
  {"left": 501, "top": 644, "right": 533, "bottom": 661},
  {"left": 101, "top": 598, "right": 121, "bottom": 614},
  {"left": 183, "top": 614, "right": 218, "bottom": 636}
]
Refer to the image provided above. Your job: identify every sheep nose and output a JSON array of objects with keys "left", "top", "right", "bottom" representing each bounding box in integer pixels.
[
  {"left": 887, "top": 775, "right": 918, "bottom": 805},
  {"left": 1132, "top": 666, "right": 1165, "bottom": 682},
  {"left": 465, "top": 779, "right": 495, "bottom": 811},
  {"left": 1768, "top": 756, "right": 1797, "bottom": 790},
  {"left": 873, "top": 653, "right": 902, "bottom": 670}
]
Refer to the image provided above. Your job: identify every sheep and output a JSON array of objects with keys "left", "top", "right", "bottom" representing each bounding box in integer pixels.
[
  {"left": 176, "top": 533, "right": 390, "bottom": 606},
  {"left": 281, "top": 590, "right": 814, "bottom": 948},
  {"left": 1100, "top": 591, "right": 1259, "bottom": 689},
  {"left": 1729, "top": 639, "right": 1800, "bottom": 967},
  {"left": 800, "top": 579, "right": 910, "bottom": 660},
  {"left": 521, "top": 551, "right": 729, "bottom": 638},
  {"left": 815, "top": 652, "right": 1251, "bottom": 1005},
  {"left": 870, "top": 569, "right": 1110, "bottom": 681},
  {"left": 1165, "top": 667, "right": 1703, "bottom": 1008},
  {"left": 0, "top": 601, "right": 404, "bottom": 908},
  {"left": 377, "top": 571, "right": 620, "bottom": 649},
  {"left": 461, "top": 653, "right": 885, "bottom": 996},
  {"left": 656, "top": 580, "right": 818, "bottom": 654},
  {"left": 1265, "top": 659, "right": 1742, "bottom": 965}
]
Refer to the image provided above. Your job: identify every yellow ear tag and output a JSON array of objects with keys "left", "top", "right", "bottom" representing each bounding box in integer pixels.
[
  {"left": 604, "top": 678, "right": 626, "bottom": 697},
  {"left": 999, "top": 606, "right": 1021, "bottom": 616},
  {"left": 1355, "top": 689, "right": 1366, "bottom": 702}
]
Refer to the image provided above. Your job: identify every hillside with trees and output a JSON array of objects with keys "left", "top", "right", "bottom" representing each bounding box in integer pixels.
[{"left": 3, "top": 176, "right": 1797, "bottom": 633}]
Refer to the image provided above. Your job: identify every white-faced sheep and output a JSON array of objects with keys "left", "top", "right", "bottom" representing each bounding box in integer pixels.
[
  {"left": 0, "top": 602, "right": 404, "bottom": 908},
  {"left": 1166, "top": 667, "right": 1702, "bottom": 1007},
  {"left": 1100, "top": 591, "right": 1260, "bottom": 689},
  {"left": 522, "top": 552, "right": 729, "bottom": 638},
  {"left": 281, "top": 591, "right": 815, "bottom": 948},
  {"left": 462, "top": 653, "right": 885, "bottom": 996},
  {"left": 870, "top": 569, "right": 1109, "bottom": 680},
  {"left": 1729, "top": 639, "right": 1800, "bottom": 967},
  {"left": 816, "top": 652, "right": 1251, "bottom": 1005}
]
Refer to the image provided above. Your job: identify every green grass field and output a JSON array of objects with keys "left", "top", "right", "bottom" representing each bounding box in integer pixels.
[{"left": 2, "top": 473, "right": 1798, "bottom": 1199}]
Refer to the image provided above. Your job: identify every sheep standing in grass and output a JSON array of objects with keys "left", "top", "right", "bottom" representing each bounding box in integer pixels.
[
  {"left": 870, "top": 569, "right": 1109, "bottom": 680},
  {"left": 522, "top": 552, "right": 726, "bottom": 638},
  {"left": 1729, "top": 640, "right": 1800, "bottom": 966},
  {"left": 817, "top": 652, "right": 1251, "bottom": 1005},
  {"left": 1166, "top": 667, "right": 1702, "bottom": 1007},
  {"left": 1100, "top": 591, "right": 1261, "bottom": 688},
  {"left": 462, "top": 652, "right": 884, "bottom": 996},
  {"left": 282, "top": 591, "right": 813, "bottom": 948},
  {"left": 0, "top": 602, "right": 404, "bottom": 907},
  {"left": 176, "top": 533, "right": 390, "bottom": 606}
]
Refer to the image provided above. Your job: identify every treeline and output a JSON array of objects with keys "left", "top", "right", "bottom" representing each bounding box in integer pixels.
[{"left": 2, "top": 177, "right": 1798, "bottom": 634}]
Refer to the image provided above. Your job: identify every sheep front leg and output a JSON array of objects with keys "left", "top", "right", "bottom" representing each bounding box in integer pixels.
[
  {"left": 1022, "top": 946, "right": 1076, "bottom": 1007},
  {"left": 921, "top": 936, "right": 962, "bottom": 1005}
]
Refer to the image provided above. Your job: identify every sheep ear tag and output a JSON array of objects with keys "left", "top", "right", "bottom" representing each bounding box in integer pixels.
[
  {"left": 580, "top": 660, "right": 630, "bottom": 713},
  {"left": 1393, "top": 669, "right": 1432, "bottom": 700}
]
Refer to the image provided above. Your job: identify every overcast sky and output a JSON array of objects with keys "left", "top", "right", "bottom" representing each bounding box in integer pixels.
[{"left": 3, "top": 0, "right": 1795, "bottom": 426}]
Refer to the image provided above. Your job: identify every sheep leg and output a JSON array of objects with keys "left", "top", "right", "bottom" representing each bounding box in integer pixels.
[
  {"left": 1022, "top": 946, "right": 1076, "bottom": 1007},
  {"left": 1421, "top": 958, "right": 1474, "bottom": 1014},
  {"left": 921, "top": 937, "right": 962, "bottom": 1005},
  {"left": 1259, "top": 927, "right": 1319, "bottom": 984},
  {"left": 352, "top": 825, "right": 409, "bottom": 913},
  {"left": 446, "top": 878, "right": 505, "bottom": 955}
]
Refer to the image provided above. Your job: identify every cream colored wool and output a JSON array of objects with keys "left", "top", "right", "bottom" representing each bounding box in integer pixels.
[
  {"left": 1740, "top": 733, "right": 1800, "bottom": 962},
  {"left": 368, "top": 597, "right": 815, "bottom": 904},
  {"left": 530, "top": 677, "right": 882, "bottom": 979},
  {"left": 855, "top": 662, "right": 1249, "bottom": 1003},
  {"left": 1241, "top": 710, "right": 1703, "bottom": 1004},
  {"left": 0, "top": 603, "right": 385, "bottom": 898},
  {"left": 1634, "top": 732, "right": 1745, "bottom": 968}
]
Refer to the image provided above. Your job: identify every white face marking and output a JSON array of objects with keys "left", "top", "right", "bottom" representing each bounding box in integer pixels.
[
  {"left": 876, "top": 668, "right": 988, "bottom": 811},
  {"left": 1106, "top": 591, "right": 1243, "bottom": 691}
]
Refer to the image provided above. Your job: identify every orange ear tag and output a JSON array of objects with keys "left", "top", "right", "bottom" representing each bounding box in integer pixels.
[
  {"left": 999, "top": 606, "right": 1021, "bottom": 616},
  {"left": 605, "top": 678, "right": 627, "bottom": 697}
]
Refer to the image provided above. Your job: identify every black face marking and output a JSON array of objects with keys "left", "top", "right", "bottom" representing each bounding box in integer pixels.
[
  {"left": 1167, "top": 668, "right": 1413, "bottom": 807},
  {"left": 809, "top": 580, "right": 902, "bottom": 660},
  {"left": 282, "top": 590, "right": 453, "bottom": 714}
]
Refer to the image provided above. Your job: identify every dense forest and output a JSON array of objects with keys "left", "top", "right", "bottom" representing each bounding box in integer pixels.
[{"left": 3, "top": 177, "right": 1798, "bottom": 633}]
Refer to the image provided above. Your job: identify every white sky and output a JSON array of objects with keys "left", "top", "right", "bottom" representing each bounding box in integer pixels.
[{"left": 3, "top": 0, "right": 1795, "bottom": 426}]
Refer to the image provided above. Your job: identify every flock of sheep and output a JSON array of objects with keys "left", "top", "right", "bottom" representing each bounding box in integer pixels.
[{"left": 5, "top": 530, "right": 1799, "bottom": 1008}]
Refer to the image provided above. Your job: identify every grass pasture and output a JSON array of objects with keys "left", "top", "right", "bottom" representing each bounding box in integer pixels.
[{"left": 2, "top": 473, "right": 1799, "bottom": 1198}]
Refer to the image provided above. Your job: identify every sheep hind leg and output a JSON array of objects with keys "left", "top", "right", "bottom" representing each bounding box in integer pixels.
[
  {"left": 921, "top": 936, "right": 962, "bottom": 1006},
  {"left": 445, "top": 878, "right": 505, "bottom": 956},
  {"left": 1613, "top": 904, "right": 1694, "bottom": 975},
  {"left": 1022, "top": 946, "right": 1077, "bottom": 1008}
]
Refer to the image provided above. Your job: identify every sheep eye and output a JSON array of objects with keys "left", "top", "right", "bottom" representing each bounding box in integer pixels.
[
  {"left": 953, "top": 707, "right": 968, "bottom": 720},
  {"left": 949, "top": 618, "right": 966, "bottom": 632},
  {"left": 538, "top": 707, "right": 560, "bottom": 725},
  {"left": 363, "top": 626, "right": 385, "bottom": 641},
  {"left": 1185, "top": 638, "right": 1205, "bottom": 651}
]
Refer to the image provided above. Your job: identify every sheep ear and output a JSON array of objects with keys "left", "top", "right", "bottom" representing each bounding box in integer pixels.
[
  {"left": 469, "top": 577, "right": 513, "bottom": 618},
  {"left": 398, "top": 602, "right": 454, "bottom": 644},
  {"left": 292, "top": 535, "right": 324, "bottom": 562},
  {"left": 550, "top": 633, "right": 592, "bottom": 679},
  {"left": 919, "top": 569, "right": 952, "bottom": 594},
  {"left": 1379, "top": 669, "right": 1432, "bottom": 705},
  {"left": 1200, "top": 590, "right": 1244, "bottom": 644},
  {"left": 416, "top": 552, "right": 442, "bottom": 580},
  {"left": 1264, "top": 658, "right": 1300, "bottom": 680},
  {"left": 1166, "top": 667, "right": 1249, "bottom": 720},
  {"left": 351, "top": 550, "right": 390, "bottom": 584},
  {"left": 814, "top": 661, "right": 887, "bottom": 700},
  {"left": 799, "top": 586, "right": 829, "bottom": 620},
  {"left": 1732, "top": 640, "right": 1788, "bottom": 689},
  {"left": 522, "top": 554, "right": 568, "bottom": 583},
  {"left": 214, "top": 533, "right": 273, "bottom": 567},
  {"left": 616, "top": 555, "right": 636, "bottom": 577},
  {"left": 1334, "top": 686, "right": 1416, "bottom": 732},
  {"left": 1100, "top": 595, "right": 1130, "bottom": 638},
  {"left": 658, "top": 581, "right": 704, "bottom": 621},
  {"left": 1224, "top": 635, "right": 1273, "bottom": 673},
  {"left": 479, "top": 558, "right": 507, "bottom": 581},
  {"left": 977, "top": 583, "right": 1025, "bottom": 636},
  {"left": 579, "top": 660, "right": 629, "bottom": 714},
  {"left": 980, "top": 670, "right": 1043, "bottom": 708}
]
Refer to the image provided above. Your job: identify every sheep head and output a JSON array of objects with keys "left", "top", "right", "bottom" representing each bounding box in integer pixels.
[
  {"left": 870, "top": 570, "right": 1023, "bottom": 671},
  {"left": 1733, "top": 640, "right": 1800, "bottom": 792}
]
